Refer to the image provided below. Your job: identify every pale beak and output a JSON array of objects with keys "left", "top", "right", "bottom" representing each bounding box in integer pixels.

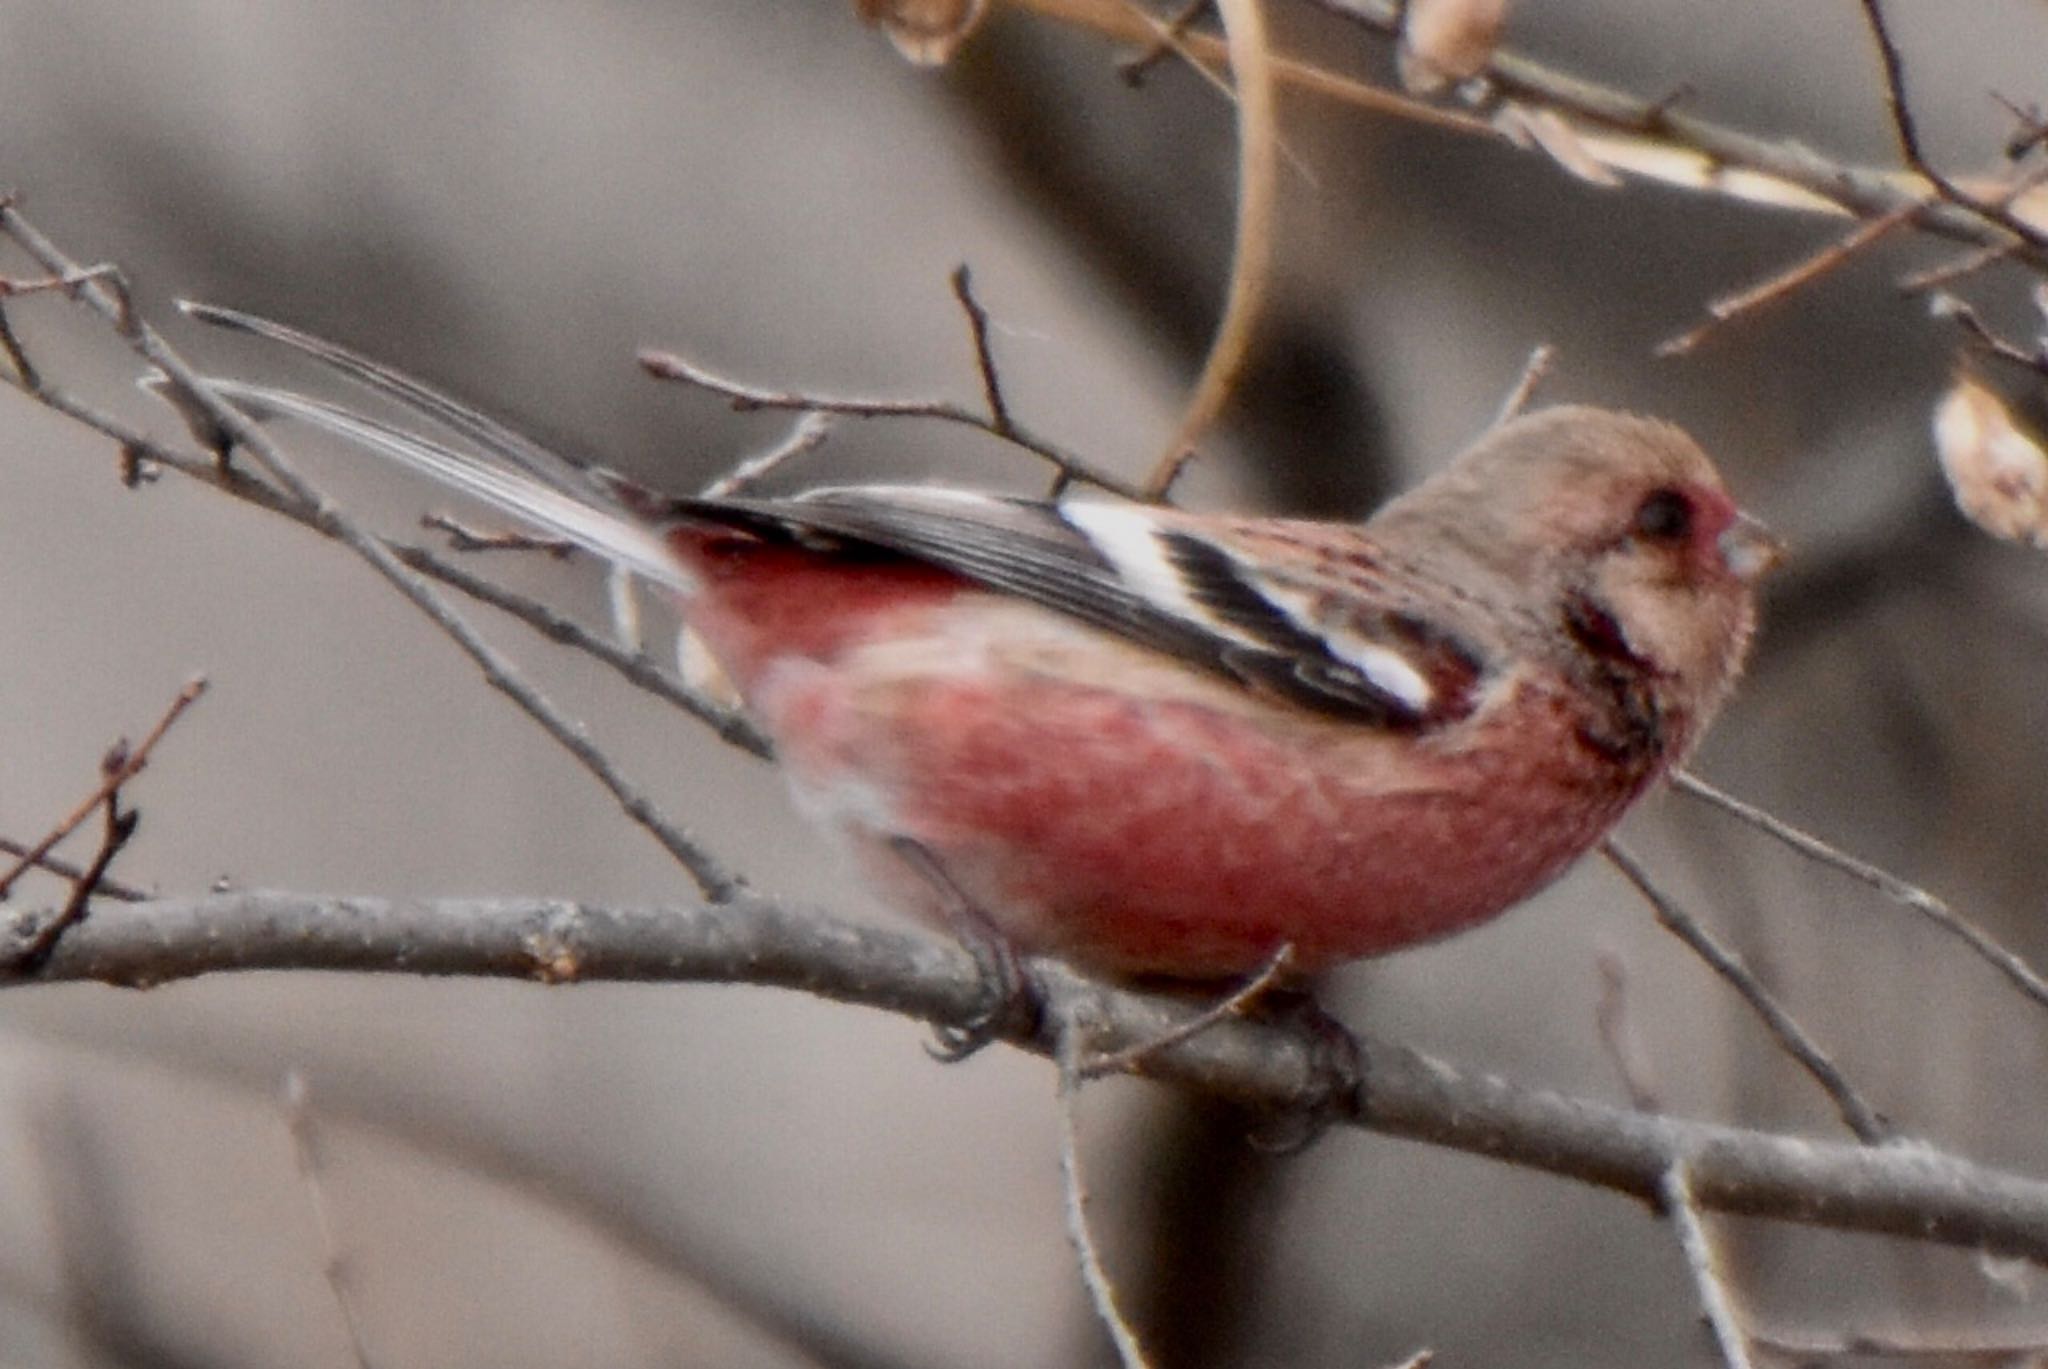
[{"left": 1718, "top": 511, "right": 1785, "bottom": 584}]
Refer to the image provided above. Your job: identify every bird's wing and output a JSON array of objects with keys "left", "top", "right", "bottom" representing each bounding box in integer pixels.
[
  {"left": 175, "top": 303, "right": 1487, "bottom": 726},
  {"left": 686, "top": 488, "right": 1488, "bottom": 727}
]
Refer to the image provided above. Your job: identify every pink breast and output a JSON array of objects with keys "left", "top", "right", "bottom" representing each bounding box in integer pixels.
[{"left": 757, "top": 621, "right": 1645, "bottom": 979}]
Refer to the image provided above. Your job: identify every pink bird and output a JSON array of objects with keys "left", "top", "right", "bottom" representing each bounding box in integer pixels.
[{"left": 180, "top": 304, "right": 1779, "bottom": 1015}]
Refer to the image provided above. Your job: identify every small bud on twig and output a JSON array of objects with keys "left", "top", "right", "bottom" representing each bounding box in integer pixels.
[
  {"left": 1398, "top": 0, "right": 1510, "bottom": 95},
  {"left": 1933, "top": 371, "right": 2048, "bottom": 546}
]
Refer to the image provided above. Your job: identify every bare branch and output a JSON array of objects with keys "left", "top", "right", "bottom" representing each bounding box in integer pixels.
[
  {"left": 1660, "top": 1162, "right": 1757, "bottom": 1369},
  {"left": 1603, "top": 840, "right": 1889, "bottom": 1145},
  {"left": 1493, "top": 342, "right": 1557, "bottom": 424},
  {"left": 0, "top": 837, "right": 148, "bottom": 902},
  {"left": 12, "top": 889, "right": 2048, "bottom": 1264},
  {"left": 699, "top": 412, "right": 837, "bottom": 499},
  {"left": 1144, "top": 0, "right": 1280, "bottom": 498},
  {"left": 638, "top": 348, "right": 1145, "bottom": 499},
  {"left": 949, "top": 263, "right": 1014, "bottom": 438},
  {"left": 1658, "top": 205, "right": 1918, "bottom": 357},
  {"left": 0, "top": 677, "right": 205, "bottom": 902},
  {"left": 1118, "top": 0, "right": 1213, "bottom": 85},
  {"left": 1056, "top": 1034, "right": 1154, "bottom": 1369},
  {"left": 1851, "top": 0, "right": 2048, "bottom": 254},
  {"left": 1672, "top": 772, "right": 2048, "bottom": 1015},
  {"left": 1898, "top": 239, "right": 2020, "bottom": 294},
  {"left": 281, "top": 1072, "right": 380, "bottom": 1369},
  {"left": 420, "top": 512, "right": 578, "bottom": 557},
  {"left": 1291, "top": 0, "right": 2048, "bottom": 269},
  {"left": 1593, "top": 948, "right": 1664, "bottom": 1113},
  {"left": 0, "top": 202, "right": 748, "bottom": 897}
]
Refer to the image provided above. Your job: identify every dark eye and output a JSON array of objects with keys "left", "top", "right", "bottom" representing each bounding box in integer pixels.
[{"left": 1632, "top": 487, "right": 1694, "bottom": 542}]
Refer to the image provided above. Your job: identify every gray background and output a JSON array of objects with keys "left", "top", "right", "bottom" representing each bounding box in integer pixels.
[{"left": 0, "top": 1, "right": 2045, "bottom": 1365}]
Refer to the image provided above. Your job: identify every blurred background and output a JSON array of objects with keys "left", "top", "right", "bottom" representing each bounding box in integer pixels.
[{"left": 0, "top": 1, "right": 2046, "bottom": 1364}]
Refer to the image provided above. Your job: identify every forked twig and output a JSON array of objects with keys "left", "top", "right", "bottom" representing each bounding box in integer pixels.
[
  {"left": 698, "top": 412, "right": 837, "bottom": 499},
  {"left": 1852, "top": 0, "right": 2048, "bottom": 254},
  {"left": 639, "top": 348, "right": 1143, "bottom": 499},
  {"left": 0, "top": 202, "right": 742, "bottom": 900},
  {"left": 0, "top": 677, "right": 206, "bottom": 902}
]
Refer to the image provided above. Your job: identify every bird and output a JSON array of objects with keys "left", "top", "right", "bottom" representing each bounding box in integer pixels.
[{"left": 175, "top": 303, "right": 1780, "bottom": 995}]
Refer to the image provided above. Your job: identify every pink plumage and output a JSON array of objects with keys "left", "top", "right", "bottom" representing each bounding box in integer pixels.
[{"left": 178, "top": 303, "right": 1781, "bottom": 983}]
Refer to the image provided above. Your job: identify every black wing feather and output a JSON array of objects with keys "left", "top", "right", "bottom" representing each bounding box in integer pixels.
[{"left": 674, "top": 491, "right": 1430, "bottom": 725}]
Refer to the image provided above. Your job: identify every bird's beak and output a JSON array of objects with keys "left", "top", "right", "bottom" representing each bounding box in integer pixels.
[{"left": 1718, "top": 511, "right": 1785, "bottom": 584}]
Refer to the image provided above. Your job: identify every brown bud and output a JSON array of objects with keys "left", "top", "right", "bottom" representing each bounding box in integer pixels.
[
  {"left": 854, "top": 0, "right": 988, "bottom": 66},
  {"left": 1933, "top": 371, "right": 2048, "bottom": 545},
  {"left": 1398, "top": 0, "right": 1510, "bottom": 94}
]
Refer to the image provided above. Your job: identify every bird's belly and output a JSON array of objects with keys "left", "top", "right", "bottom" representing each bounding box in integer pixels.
[{"left": 758, "top": 620, "right": 1642, "bottom": 980}]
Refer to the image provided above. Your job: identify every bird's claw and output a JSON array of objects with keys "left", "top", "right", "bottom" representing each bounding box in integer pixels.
[
  {"left": 925, "top": 923, "right": 1038, "bottom": 1062},
  {"left": 1245, "top": 991, "right": 1365, "bottom": 1153}
]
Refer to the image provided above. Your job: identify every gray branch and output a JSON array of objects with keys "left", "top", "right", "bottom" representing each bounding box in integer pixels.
[{"left": 17, "top": 889, "right": 2048, "bottom": 1264}]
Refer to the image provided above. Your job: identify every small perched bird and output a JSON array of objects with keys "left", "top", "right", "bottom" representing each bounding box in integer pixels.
[{"left": 181, "top": 305, "right": 1780, "bottom": 984}]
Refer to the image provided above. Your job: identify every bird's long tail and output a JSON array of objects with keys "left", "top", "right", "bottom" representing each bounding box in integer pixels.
[{"left": 166, "top": 302, "right": 691, "bottom": 592}]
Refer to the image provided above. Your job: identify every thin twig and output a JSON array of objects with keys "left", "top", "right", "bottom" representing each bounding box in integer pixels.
[
  {"left": 1657, "top": 204, "right": 1918, "bottom": 357},
  {"left": 1079, "top": 942, "right": 1294, "bottom": 1079},
  {"left": 19, "top": 795, "right": 143, "bottom": 971},
  {"left": 1285, "top": 0, "right": 2048, "bottom": 268},
  {"left": 1055, "top": 1030, "right": 1154, "bottom": 1369},
  {"left": 0, "top": 202, "right": 742, "bottom": 899},
  {"left": 0, "top": 299, "right": 42, "bottom": 391},
  {"left": 1751, "top": 1327, "right": 2048, "bottom": 1364},
  {"left": 1144, "top": 0, "right": 1278, "bottom": 498},
  {"left": 40, "top": 1036, "right": 910, "bottom": 1369},
  {"left": 6, "top": 369, "right": 771, "bottom": 758},
  {"left": 1602, "top": 840, "right": 1889, "bottom": 1145},
  {"left": 1494, "top": 342, "right": 1557, "bottom": 424},
  {"left": 1118, "top": 0, "right": 1211, "bottom": 84},
  {"left": 1852, "top": 0, "right": 2048, "bottom": 254},
  {"left": 1929, "top": 292, "right": 2048, "bottom": 376},
  {"left": 949, "top": 264, "right": 1014, "bottom": 437},
  {"left": 1671, "top": 771, "right": 2048, "bottom": 1015},
  {"left": 282, "top": 1071, "right": 380, "bottom": 1369},
  {"left": 1660, "top": 1162, "right": 1757, "bottom": 1369},
  {"left": 1897, "top": 239, "right": 2019, "bottom": 294},
  {"left": 0, "top": 677, "right": 205, "bottom": 901},
  {"left": 1593, "top": 948, "right": 1664, "bottom": 1113},
  {"left": 420, "top": 512, "right": 578, "bottom": 557},
  {"left": 0, "top": 837, "right": 147, "bottom": 902},
  {"left": 638, "top": 350, "right": 1144, "bottom": 499},
  {"left": 698, "top": 412, "right": 837, "bottom": 499}
]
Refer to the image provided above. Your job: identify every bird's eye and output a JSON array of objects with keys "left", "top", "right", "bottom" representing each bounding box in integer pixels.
[{"left": 1632, "top": 488, "right": 1694, "bottom": 542}]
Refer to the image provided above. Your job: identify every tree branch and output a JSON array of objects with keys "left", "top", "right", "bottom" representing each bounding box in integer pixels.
[{"left": 17, "top": 888, "right": 2048, "bottom": 1266}]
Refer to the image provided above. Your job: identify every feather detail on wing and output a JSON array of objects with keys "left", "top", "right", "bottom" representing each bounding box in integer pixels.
[
  {"left": 175, "top": 303, "right": 1489, "bottom": 727},
  {"left": 670, "top": 489, "right": 1489, "bottom": 727}
]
